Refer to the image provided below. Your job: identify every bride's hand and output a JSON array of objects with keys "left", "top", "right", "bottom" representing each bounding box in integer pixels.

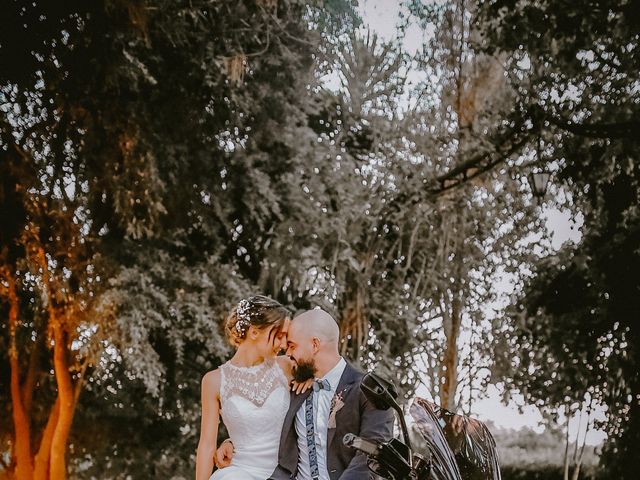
[{"left": 291, "top": 378, "right": 314, "bottom": 394}]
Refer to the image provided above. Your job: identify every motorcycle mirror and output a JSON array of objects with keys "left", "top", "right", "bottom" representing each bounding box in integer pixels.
[
  {"left": 360, "top": 372, "right": 413, "bottom": 452},
  {"left": 361, "top": 372, "right": 399, "bottom": 410}
]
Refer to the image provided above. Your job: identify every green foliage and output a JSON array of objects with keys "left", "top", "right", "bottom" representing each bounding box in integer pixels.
[
  {"left": 393, "top": 0, "right": 544, "bottom": 408},
  {"left": 2, "top": 0, "right": 637, "bottom": 477},
  {"left": 1, "top": 0, "right": 323, "bottom": 477},
  {"left": 493, "top": 426, "right": 599, "bottom": 471},
  {"left": 68, "top": 247, "right": 253, "bottom": 476},
  {"left": 476, "top": 0, "right": 640, "bottom": 477},
  {"left": 500, "top": 466, "right": 596, "bottom": 480}
]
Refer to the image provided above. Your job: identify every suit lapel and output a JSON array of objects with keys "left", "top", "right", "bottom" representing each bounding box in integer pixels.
[
  {"left": 327, "top": 363, "right": 360, "bottom": 449},
  {"left": 279, "top": 388, "right": 311, "bottom": 469}
]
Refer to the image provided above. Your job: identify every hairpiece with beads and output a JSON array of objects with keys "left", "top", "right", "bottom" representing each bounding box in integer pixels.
[{"left": 234, "top": 298, "right": 253, "bottom": 336}]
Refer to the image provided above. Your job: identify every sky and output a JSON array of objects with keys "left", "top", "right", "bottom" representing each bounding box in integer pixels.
[{"left": 356, "top": 0, "right": 607, "bottom": 446}]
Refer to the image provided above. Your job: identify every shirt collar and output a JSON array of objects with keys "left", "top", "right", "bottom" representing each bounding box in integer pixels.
[{"left": 319, "top": 357, "right": 346, "bottom": 391}]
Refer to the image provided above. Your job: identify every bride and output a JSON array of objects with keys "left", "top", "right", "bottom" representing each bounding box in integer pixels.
[{"left": 195, "top": 295, "right": 306, "bottom": 480}]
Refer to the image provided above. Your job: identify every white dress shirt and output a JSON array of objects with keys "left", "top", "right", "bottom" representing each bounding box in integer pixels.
[{"left": 295, "top": 357, "right": 347, "bottom": 480}]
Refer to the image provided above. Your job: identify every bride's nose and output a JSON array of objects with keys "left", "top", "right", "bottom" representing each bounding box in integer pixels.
[{"left": 275, "top": 335, "right": 287, "bottom": 352}]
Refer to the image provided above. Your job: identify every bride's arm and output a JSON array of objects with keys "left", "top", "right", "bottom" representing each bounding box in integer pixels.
[{"left": 195, "top": 369, "right": 221, "bottom": 480}]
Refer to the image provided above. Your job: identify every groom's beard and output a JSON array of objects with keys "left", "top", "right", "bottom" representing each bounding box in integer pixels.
[{"left": 292, "top": 358, "right": 316, "bottom": 382}]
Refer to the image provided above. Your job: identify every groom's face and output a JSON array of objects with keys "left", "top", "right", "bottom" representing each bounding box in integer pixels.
[{"left": 286, "top": 322, "right": 318, "bottom": 382}]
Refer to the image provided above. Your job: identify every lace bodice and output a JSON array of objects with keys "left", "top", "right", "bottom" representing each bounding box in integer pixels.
[
  {"left": 220, "top": 358, "right": 290, "bottom": 407},
  {"left": 217, "top": 358, "right": 290, "bottom": 477}
]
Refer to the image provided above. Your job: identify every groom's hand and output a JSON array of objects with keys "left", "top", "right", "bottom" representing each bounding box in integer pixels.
[{"left": 215, "top": 439, "right": 234, "bottom": 468}]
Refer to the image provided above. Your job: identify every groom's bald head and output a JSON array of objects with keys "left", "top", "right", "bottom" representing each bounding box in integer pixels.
[
  {"left": 285, "top": 308, "right": 342, "bottom": 379},
  {"left": 292, "top": 308, "right": 340, "bottom": 346}
]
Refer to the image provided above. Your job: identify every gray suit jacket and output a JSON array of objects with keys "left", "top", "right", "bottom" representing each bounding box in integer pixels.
[{"left": 270, "top": 363, "right": 394, "bottom": 480}]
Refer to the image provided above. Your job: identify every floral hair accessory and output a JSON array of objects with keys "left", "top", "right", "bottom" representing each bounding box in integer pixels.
[{"left": 235, "top": 298, "right": 253, "bottom": 335}]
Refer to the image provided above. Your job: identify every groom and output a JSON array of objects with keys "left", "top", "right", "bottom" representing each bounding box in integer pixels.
[{"left": 217, "top": 308, "right": 394, "bottom": 479}]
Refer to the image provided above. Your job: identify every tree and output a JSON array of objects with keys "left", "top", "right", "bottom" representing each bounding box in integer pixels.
[
  {"left": 476, "top": 0, "right": 640, "bottom": 477},
  {"left": 391, "top": 0, "right": 542, "bottom": 411},
  {"left": 260, "top": 9, "right": 539, "bottom": 416},
  {"left": 1, "top": 0, "right": 321, "bottom": 477}
]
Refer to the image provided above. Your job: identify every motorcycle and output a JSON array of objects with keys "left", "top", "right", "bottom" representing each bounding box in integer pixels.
[{"left": 343, "top": 372, "right": 501, "bottom": 480}]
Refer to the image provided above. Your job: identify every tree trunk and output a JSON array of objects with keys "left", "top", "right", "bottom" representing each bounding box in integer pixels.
[
  {"left": 571, "top": 405, "right": 592, "bottom": 480},
  {"left": 6, "top": 271, "right": 34, "bottom": 480},
  {"left": 439, "top": 0, "right": 469, "bottom": 412},
  {"left": 571, "top": 406, "right": 583, "bottom": 466},
  {"left": 34, "top": 397, "right": 61, "bottom": 480},
  {"left": 21, "top": 333, "right": 43, "bottom": 414},
  {"left": 563, "top": 409, "right": 571, "bottom": 480},
  {"left": 49, "top": 322, "right": 75, "bottom": 480},
  {"left": 440, "top": 286, "right": 462, "bottom": 410},
  {"left": 34, "top": 246, "right": 76, "bottom": 480},
  {"left": 339, "top": 281, "right": 367, "bottom": 363}
]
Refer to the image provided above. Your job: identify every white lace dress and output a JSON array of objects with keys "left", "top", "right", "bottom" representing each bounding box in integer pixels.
[{"left": 210, "top": 359, "right": 290, "bottom": 480}]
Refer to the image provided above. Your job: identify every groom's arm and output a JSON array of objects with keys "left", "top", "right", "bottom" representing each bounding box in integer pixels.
[
  {"left": 339, "top": 394, "right": 394, "bottom": 479},
  {"left": 215, "top": 438, "right": 234, "bottom": 468}
]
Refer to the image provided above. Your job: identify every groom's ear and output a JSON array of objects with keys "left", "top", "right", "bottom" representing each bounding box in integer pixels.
[{"left": 312, "top": 337, "right": 321, "bottom": 353}]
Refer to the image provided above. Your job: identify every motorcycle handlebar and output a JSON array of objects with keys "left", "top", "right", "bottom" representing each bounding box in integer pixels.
[{"left": 343, "top": 433, "right": 380, "bottom": 456}]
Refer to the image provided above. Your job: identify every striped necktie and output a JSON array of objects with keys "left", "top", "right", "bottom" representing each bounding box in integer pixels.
[{"left": 305, "top": 393, "right": 320, "bottom": 480}]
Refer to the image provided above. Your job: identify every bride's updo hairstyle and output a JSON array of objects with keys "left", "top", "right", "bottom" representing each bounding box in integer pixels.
[{"left": 224, "top": 295, "right": 291, "bottom": 347}]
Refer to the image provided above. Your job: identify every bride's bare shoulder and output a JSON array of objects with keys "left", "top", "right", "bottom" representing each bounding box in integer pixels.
[{"left": 201, "top": 368, "right": 222, "bottom": 394}]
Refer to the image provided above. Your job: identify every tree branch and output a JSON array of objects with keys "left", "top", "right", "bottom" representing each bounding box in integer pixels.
[{"left": 546, "top": 115, "right": 640, "bottom": 140}]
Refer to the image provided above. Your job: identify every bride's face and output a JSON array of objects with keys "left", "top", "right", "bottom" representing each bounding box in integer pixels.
[{"left": 249, "top": 318, "right": 290, "bottom": 357}]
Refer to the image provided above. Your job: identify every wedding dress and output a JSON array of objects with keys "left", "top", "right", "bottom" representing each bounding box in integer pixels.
[{"left": 210, "top": 358, "right": 290, "bottom": 480}]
